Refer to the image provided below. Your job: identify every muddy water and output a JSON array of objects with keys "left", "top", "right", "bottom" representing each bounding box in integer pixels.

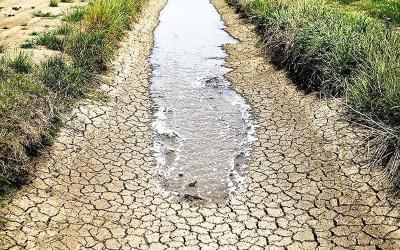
[{"left": 150, "top": 0, "right": 254, "bottom": 202}]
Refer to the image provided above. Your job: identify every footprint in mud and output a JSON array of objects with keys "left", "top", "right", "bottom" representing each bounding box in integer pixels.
[
  {"left": 159, "top": 130, "right": 179, "bottom": 141},
  {"left": 229, "top": 153, "right": 246, "bottom": 187},
  {"left": 204, "top": 76, "right": 225, "bottom": 89},
  {"left": 234, "top": 152, "right": 245, "bottom": 170},
  {"left": 183, "top": 193, "right": 204, "bottom": 201},
  {"left": 164, "top": 149, "right": 177, "bottom": 167}
]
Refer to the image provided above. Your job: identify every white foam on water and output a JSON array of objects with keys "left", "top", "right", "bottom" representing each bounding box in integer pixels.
[{"left": 150, "top": 0, "right": 257, "bottom": 203}]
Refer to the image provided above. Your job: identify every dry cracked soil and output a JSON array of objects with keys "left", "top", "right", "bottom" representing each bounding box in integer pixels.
[{"left": 1, "top": 0, "right": 400, "bottom": 249}]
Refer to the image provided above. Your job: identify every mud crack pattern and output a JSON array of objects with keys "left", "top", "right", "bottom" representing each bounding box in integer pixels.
[{"left": 1, "top": 0, "right": 400, "bottom": 249}]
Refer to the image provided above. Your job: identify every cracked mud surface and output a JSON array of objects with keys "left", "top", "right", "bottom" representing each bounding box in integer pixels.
[{"left": 1, "top": 0, "right": 400, "bottom": 249}]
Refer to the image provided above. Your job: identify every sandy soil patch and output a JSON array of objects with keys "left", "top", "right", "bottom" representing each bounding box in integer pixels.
[{"left": 0, "top": 0, "right": 86, "bottom": 61}]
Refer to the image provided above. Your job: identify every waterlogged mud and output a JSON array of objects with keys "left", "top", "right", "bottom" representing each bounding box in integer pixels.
[{"left": 150, "top": 0, "right": 254, "bottom": 202}]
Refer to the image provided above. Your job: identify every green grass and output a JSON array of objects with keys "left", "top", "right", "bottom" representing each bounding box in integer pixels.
[
  {"left": 332, "top": 0, "right": 400, "bottom": 24},
  {"left": 66, "top": 30, "right": 114, "bottom": 71},
  {"left": 0, "top": 0, "right": 148, "bottom": 195},
  {"left": 87, "top": 90, "right": 108, "bottom": 102},
  {"left": 230, "top": 0, "right": 400, "bottom": 185},
  {"left": 32, "top": 11, "right": 58, "bottom": 18},
  {"left": 7, "top": 52, "right": 33, "bottom": 73},
  {"left": 38, "top": 57, "right": 89, "bottom": 98},
  {"left": 0, "top": 44, "right": 5, "bottom": 54},
  {"left": 50, "top": 0, "right": 60, "bottom": 7},
  {"left": 0, "top": 73, "right": 50, "bottom": 186},
  {"left": 0, "top": 58, "right": 10, "bottom": 83},
  {"left": 20, "top": 39, "right": 36, "bottom": 49},
  {"left": 36, "top": 31, "right": 65, "bottom": 51},
  {"left": 56, "top": 24, "right": 74, "bottom": 35},
  {"left": 63, "top": 7, "right": 86, "bottom": 22},
  {"left": 66, "top": 0, "right": 147, "bottom": 71},
  {"left": 83, "top": 0, "right": 141, "bottom": 39}
]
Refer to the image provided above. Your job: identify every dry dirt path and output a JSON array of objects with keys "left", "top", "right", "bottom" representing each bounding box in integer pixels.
[{"left": 1, "top": 0, "right": 400, "bottom": 249}]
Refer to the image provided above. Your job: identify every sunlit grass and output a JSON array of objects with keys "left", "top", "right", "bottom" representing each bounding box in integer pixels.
[
  {"left": 36, "top": 31, "right": 65, "bottom": 51},
  {"left": 0, "top": 44, "right": 5, "bottom": 54},
  {"left": 230, "top": 0, "right": 400, "bottom": 185},
  {"left": 0, "top": 0, "right": 147, "bottom": 194},
  {"left": 33, "top": 11, "right": 58, "bottom": 18},
  {"left": 7, "top": 52, "right": 33, "bottom": 74},
  {"left": 49, "top": 0, "right": 60, "bottom": 7},
  {"left": 38, "top": 57, "right": 90, "bottom": 98},
  {"left": 331, "top": 0, "right": 400, "bottom": 24},
  {"left": 63, "top": 7, "right": 86, "bottom": 22}
]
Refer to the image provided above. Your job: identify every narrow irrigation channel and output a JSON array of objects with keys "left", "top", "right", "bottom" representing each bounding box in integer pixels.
[
  {"left": 150, "top": 0, "right": 255, "bottom": 202},
  {"left": 3, "top": 0, "right": 400, "bottom": 248}
]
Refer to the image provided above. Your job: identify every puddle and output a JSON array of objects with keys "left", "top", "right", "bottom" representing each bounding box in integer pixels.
[{"left": 150, "top": 0, "right": 255, "bottom": 203}]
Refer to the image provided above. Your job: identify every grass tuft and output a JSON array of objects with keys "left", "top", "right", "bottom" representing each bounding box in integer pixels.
[
  {"left": 87, "top": 90, "right": 108, "bottom": 102},
  {"left": 20, "top": 39, "right": 36, "bottom": 49},
  {"left": 36, "top": 31, "right": 65, "bottom": 51},
  {"left": 33, "top": 11, "right": 58, "bottom": 18},
  {"left": 0, "top": 58, "right": 11, "bottom": 83},
  {"left": 0, "top": 74, "right": 49, "bottom": 187},
  {"left": 38, "top": 57, "right": 89, "bottom": 98},
  {"left": 0, "top": 0, "right": 147, "bottom": 196},
  {"left": 56, "top": 23, "right": 74, "bottom": 35},
  {"left": 83, "top": 0, "right": 147, "bottom": 38},
  {"left": 8, "top": 52, "right": 33, "bottom": 74},
  {"left": 49, "top": 0, "right": 60, "bottom": 7},
  {"left": 0, "top": 44, "right": 5, "bottom": 54},
  {"left": 66, "top": 30, "right": 114, "bottom": 71},
  {"left": 63, "top": 7, "right": 86, "bottom": 22},
  {"left": 229, "top": 0, "right": 400, "bottom": 186},
  {"left": 331, "top": 0, "right": 400, "bottom": 24}
]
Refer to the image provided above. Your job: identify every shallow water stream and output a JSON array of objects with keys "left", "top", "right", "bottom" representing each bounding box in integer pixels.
[{"left": 150, "top": 0, "right": 254, "bottom": 202}]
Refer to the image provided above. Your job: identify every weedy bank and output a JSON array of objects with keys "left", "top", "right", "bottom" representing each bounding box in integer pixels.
[
  {"left": 228, "top": 0, "right": 400, "bottom": 186},
  {"left": 0, "top": 0, "right": 147, "bottom": 195}
]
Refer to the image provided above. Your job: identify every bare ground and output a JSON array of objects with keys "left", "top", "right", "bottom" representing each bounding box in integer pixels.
[{"left": 0, "top": 0, "right": 400, "bottom": 249}]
